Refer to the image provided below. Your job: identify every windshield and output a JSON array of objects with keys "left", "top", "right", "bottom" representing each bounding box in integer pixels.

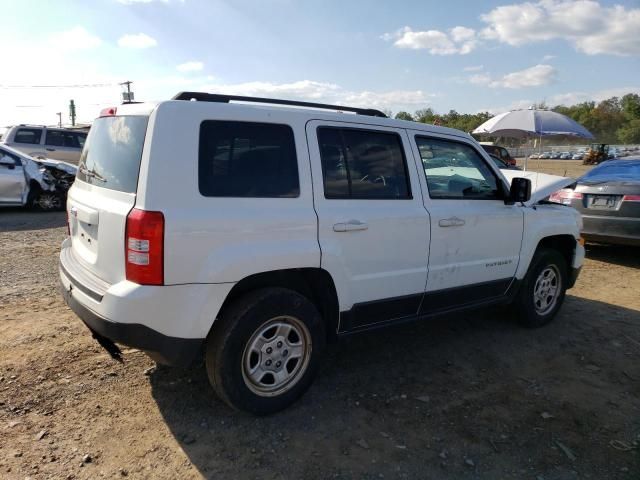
[
  {"left": 581, "top": 162, "right": 640, "bottom": 182},
  {"left": 77, "top": 116, "right": 148, "bottom": 193}
]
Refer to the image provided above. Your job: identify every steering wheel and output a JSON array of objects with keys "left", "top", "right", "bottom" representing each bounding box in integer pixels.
[{"left": 360, "top": 174, "right": 387, "bottom": 186}]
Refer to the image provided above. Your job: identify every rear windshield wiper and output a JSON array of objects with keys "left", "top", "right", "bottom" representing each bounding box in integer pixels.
[{"left": 79, "top": 165, "right": 107, "bottom": 183}]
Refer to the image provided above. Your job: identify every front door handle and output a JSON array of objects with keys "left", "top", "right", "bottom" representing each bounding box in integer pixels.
[
  {"left": 333, "top": 220, "right": 368, "bottom": 232},
  {"left": 439, "top": 217, "right": 466, "bottom": 227},
  {"left": 46, "top": 148, "right": 56, "bottom": 152}
]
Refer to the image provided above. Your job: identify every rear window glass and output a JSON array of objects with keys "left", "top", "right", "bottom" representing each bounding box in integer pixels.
[
  {"left": 582, "top": 162, "right": 640, "bottom": 180},
  {"left": 199, "top": 120, "right": 299, "bottom": 197},
  {"left": 14, "top": 128, "right": 42, "bottom": 145},
  {"left": 77, "top": 116, "right": 148, "bottom": 193}
]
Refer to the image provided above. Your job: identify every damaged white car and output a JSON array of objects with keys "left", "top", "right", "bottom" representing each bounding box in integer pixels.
[{"left": 0, "top": 144, "right": 76, "bottom": 210}]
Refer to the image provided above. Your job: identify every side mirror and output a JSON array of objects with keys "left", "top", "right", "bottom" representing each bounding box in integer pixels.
[{"left": 506, "top": 177, "right": 531, "bottom": 204}]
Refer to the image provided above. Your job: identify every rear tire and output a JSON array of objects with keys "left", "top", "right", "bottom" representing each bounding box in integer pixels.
[
  {"left": 205, "top": 288, "right": 326, "bottom": 415},
  {"left": 511, "top": 248, "right": 568, "bottom": 328}
]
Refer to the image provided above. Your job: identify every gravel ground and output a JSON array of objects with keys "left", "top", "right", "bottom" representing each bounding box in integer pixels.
[{"left": 1, "top": 167, "right": 639, "bottom": 479}]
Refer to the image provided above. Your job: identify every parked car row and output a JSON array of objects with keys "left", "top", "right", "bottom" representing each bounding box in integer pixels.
[{"left": 530, "top": 145, "right": 640, "bottom": 160}]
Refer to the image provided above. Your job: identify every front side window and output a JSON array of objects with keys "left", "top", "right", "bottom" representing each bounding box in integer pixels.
[
  {"left": 0, "top": 148, "right": 20, "bottom": 167},
  {"left": 14, "top": 128, "right": 42, "bottom": 145},
  {"left": 318, "top": 127, "right": 410, "bottom": 199},
  {"left": 416, "top": 136, "right": 501, "bottom": 200},
  {"left": 199, "top": 121, "right": 299, "bottom": 198}
]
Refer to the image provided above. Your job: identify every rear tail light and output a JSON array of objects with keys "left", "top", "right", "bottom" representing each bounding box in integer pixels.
[
  {"left": 99, "top": 106, "right": 117, "bottom": 117},
  {"left": 622, "top": 195, "right": 640, "bottom": 202},
  {"left": 549, "top": 189, "right": 583, "bottom": 205},
  {"left": 125, "top": 208, "right": 164, "bottom": 285}
]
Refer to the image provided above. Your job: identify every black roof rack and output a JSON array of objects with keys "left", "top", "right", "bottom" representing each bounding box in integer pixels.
[{"left": 171, "top": 91, "right": 387, "bottom": 118}]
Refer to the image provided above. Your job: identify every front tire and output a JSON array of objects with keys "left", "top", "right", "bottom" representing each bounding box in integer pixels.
[
  {"left": 205, "top": 288, "right": 326, "bottom": 415},
  {"left": 30, "top": 189, "right": 64, "bottom": 211},
  {"left": 511, "top": 248, "right": 568, "bottom": 328}
]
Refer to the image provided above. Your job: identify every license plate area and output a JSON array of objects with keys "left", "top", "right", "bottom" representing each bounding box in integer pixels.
[{"left": 587, "top": 194, "right": 620, "bottom": 210}]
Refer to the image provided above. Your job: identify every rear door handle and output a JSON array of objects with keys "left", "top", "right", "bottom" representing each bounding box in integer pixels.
[
  {"left": 46, "top": 148, "right": 56, "bottom": 152},
  {"left": 439, "top": 217, "right": 465, "bottom": 227},
  {"left": 333, "top": 220, "right": 368, "bottom": 232}
]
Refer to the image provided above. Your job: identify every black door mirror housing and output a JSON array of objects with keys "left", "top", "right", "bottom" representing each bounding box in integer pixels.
[{"left": 506, "top": 177, "right": 531, "bottom": 204}]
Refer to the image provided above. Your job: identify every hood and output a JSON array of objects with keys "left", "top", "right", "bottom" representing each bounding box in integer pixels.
[
  {"left": 35, "top": 158, "right": 78, "bottom": 175},
  {"left": 501, "top": 170, "right": 575, "bottom": 206}
]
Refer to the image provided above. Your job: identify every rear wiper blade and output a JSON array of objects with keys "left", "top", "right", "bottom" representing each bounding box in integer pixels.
[{"left": 79, "top": 165, "right": 107, "bottom": 183}]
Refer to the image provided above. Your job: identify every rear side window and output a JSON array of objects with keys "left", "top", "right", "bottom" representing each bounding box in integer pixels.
[
  {"left": 45, "top": 130, "right": 65, "bottom": 147},
  {"left": 77, "top": 116, "right": 148, "bottom": 193},
  {"left": 14, "top": 128, "right": 42, "bottom": 145},
  {"left": 318, "top": 127, "right": 410, "bottom": 199},
  {"left": 47, "top": 130, "right": 82, "bottom": 148},
  {"left": 199, "top": 121, "right": 299, "bottom": 198}
]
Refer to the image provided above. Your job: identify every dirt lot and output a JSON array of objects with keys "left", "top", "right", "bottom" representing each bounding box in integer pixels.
[{"left": 1, "top": 160, "right": 639, "bottom": 479}]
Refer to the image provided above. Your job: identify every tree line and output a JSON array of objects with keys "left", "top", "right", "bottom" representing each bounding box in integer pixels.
[{"left": 392, "top": 93, "right": 640, "bottom": 145}]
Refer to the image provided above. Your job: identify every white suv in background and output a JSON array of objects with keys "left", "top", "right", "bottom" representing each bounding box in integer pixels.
[
  {"left": 2, "top": 125, "right": 87, "bottom": 163},
  {"left": 59, "top": 93, "right": 584, "bottom": 414}
]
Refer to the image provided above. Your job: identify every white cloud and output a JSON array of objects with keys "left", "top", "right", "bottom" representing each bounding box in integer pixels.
[
  {"left": 198, "top": 79, "right": 434, "bottom": 111},
  {"left": 463, "top": 65, "right": 484, "bottom": 72},
  {"left": 117, "top": 33, "right": 157, "bottom": 48},
  {"left": 383, "top": 26, "right": 478, "bottom": 55},
  {"left": 176, "top": 61, "right": 204, "bottom": 73},
  {"left": 49, "top": 26, "right": 102, "bottom": 50},
  {"left": 542, "top": 54, "right": 556, "bottom": 61},
  {"left": 549, "top": 86, "right": 640, "bottom": 106},
  {"left": 470, "top": 64, "right": 557, "bottom": 89},
  {"left": 480, "top": 0, "right": 640, "bottom": 56},
  {"left": 469, "top": 73, "right": 492, "bottom": 86}
]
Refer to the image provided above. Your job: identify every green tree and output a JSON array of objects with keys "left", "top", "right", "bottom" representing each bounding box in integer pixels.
[
  {"left": 618, "top": 118, "right": 640, "bottom": 144},
  {"left": 395, "top": 111, "right": 414, "bottom": 121}
]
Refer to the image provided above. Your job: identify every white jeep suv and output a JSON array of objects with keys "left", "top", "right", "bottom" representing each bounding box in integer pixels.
[{"left": 59, "top": 93, "right": 584, "bottom": 414}]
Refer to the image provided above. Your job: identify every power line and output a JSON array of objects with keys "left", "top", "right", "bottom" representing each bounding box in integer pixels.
[{"left": 0, "top": 82, "right": 119, "bottom": 89}]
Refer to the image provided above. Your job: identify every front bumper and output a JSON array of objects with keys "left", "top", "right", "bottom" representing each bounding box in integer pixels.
[
  {"left": 60, "top": 279, "right": 203, "bottom": 366},
  {"left": 567, "top": 266, "right": 582, "bottom": 289}
]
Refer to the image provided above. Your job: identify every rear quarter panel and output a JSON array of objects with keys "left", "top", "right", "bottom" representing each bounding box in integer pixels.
[{"left": 136, "top": 101, "right": 321, "bottom": 285}]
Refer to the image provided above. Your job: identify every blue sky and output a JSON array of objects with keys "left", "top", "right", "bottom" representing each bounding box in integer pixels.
[{"left": 0, "top": 0, "right": 638, "bottom": 125}]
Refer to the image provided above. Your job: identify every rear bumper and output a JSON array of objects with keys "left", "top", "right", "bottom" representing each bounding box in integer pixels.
[
  {"left": 59, "top": 239, "right": 235, "bottom": 367},
  {"left": 582, "top": 215, "right": 640, "bottom": 246},
  {"left": 60, "top": 279, "right": 203, "bottom": 367}
]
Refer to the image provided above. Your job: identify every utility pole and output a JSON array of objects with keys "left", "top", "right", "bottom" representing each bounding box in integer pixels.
[
  {"left": 56, "top": 112, "right": 62, "bottom": 128},
  {"left": 120, "top": 80, "right": 134, "bottom": 103},
  {"left": 69, "top": 100, "right": 76, "bottom": 127}
]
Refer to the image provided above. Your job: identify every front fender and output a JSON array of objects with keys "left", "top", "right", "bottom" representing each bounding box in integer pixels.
[{"left": 517, "top": 205, "right": 582, "bottom": 279}]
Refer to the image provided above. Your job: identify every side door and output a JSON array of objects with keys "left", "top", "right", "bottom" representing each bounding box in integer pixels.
[
  {"left": 44, "top": 129, "right": 82, "bottom": 161},
  {"left": 306, "top": 121, "right": 430, "bottom": 331},
  {"left": 408, "top": 132, "right": 523, "bottom": 312},
  {"left": 0, "top": 150, "right": 27, "bottom": 204}
]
